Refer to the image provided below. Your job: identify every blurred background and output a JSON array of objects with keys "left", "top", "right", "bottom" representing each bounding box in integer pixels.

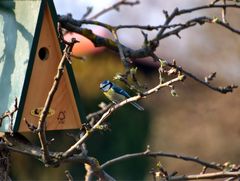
[{"left": 10, "top": 0, "right": 240, "bottom": 180}]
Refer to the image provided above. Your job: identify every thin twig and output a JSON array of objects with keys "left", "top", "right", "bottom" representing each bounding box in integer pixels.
[
  {"left": 168, "top": 171, "right": 240, "bottom": 180},
  {"left": 101, "top": 151, "right": 223, "bottom": 171},
  {"left": 86, "top": 103, "right": 112, "bottom": 122},
  {"left": 177, "top": 3, "right": 240, "bottom": 14},
  {"left": 155, "top": 8, "right": 180, "bottom": 41},
  {"left": 88, "top": 0, "right": 140, "bottom": 20},
  {"left": 81, "top": 7, "right": 93, "bottom": 20},
  {"left": 159, "top": 16, "right": 240, "bottom": 41},
  {"left": 222, "top": 0, "right": 227, "bottom": 23},
  {"left": 84, "top": 157, "right": 116, "bottom": 181},
  {"left": 0, "top": 98, "right": 18, "bottom": 133},
  {"left": 151, "top": 54, "right": 238, "bottom": 94},
  {"left": 112, "top": 29, "right": 130, "bottom": 68},
  {"left": 166, "top": 60, "right": 238, "bottom": 94},
  {"left": 65, "top": 170, "right": 74, "bottom": 181}
]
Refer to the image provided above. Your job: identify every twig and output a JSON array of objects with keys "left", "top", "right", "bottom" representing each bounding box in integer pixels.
[
  {"left": 100, "top": 150, "right": 223, "bottom": 171},
  {"left": 0, "top": 148, "right": 11, "bottom": 180},
  {"left": 88, "top": 0, "right": 140, "bottom": 20},
  {"left": 86, "top": 103, "right": 112, "bottom": 122},
  {"left": 155, "top": 8, "right": 180, "bottom": 42},
  {"left": 84, "top": 157, "right": 116, "bottom": 181},
  {"left": 166, "top": 60, "right": 238, "bottom": 94},
  {"left": 81, "top": 7, "right": 93, "bottom": 20},
  {"left": 211, "top": 0, "right": 220, "bottom": 5},
  {"left": 37, "top": 39, "right": 77, "bottom": 165},
  {"left": 86, "top": 103, "right": 113, "bottom": 130},
  {"left": 25, "top": 119, "right": 38, "bottom": 133},
  {"left": 177, "top": 3, "right": 240, "bottom": 15},
  {"left": 224, "top": 176, "right": 238, "bottom": 181},
  {"left": 222, "top": 0, "right": 228, "bottom": 23},
  {"left": 65, "top": 170, "right": 73, "bottom": 181},
  {"left": 58, "top": 17, "right": 114, "bottom": 31},
  {"left": 112, "top": 29, "right": 130, "bottom": 68},
  {"left": 0, "top": 98, "right": 18, "bottom": 133},
  {"left": 115, "top": 24, "right": 180, "bottom": 30},
  {"left": 151, "top": 54, "right": 238, "bottom": 94},
  {"left": 168, "top": 171, "right": 240, "bottom": 180},
  {"left": 159, "top": 16, "right": 240, "bottom": 41}
]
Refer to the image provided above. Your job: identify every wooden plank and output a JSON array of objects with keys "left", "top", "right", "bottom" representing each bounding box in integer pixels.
[{"left": 18, "top": 3, "right": 82, "bottom": 132}]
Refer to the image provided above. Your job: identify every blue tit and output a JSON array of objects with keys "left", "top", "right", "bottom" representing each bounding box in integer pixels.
[{"left": 100, "top": 80, "right": 144, "bottom": 111}]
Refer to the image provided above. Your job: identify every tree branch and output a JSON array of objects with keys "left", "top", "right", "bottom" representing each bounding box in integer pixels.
[
  {"left": 168, "top": 171, "right": 240, "bottom": 180},
  {"left": 101, "top": 150, "right": 223, "bottom": 171},
  {"left": 88, "top": 0, "right": 140, "bottom": 20},
  {"left": 0, "top": 98, "right": 18, "bottom": 133},
  {"left": 65, "top": 170, "right": 74, "bottom": 181},
  {"left": 36, "top": 39, "right": 78, "bottom": 165},
  {"left": 58, "top": 2, "right": 240, "bottom": 59},
  {"left": 151, "top": 55, "right": 238, "bottom": 94}
]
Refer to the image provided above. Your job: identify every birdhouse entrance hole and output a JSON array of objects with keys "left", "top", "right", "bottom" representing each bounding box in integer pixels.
[{"left": 38, "top": 47, "right": 49, "bottom": 61}]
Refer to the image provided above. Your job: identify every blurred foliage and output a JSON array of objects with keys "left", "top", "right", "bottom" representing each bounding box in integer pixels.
[{"left": 72, "top": 50, "right": 125, "bottom": 99}]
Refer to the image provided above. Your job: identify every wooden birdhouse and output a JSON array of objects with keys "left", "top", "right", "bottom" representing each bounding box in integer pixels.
[{"left": 0, "top": 0, "right": 84, "bottom": 132}]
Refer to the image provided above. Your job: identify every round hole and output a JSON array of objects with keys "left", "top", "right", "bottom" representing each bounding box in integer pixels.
[{"left": 38, "top": 47, "right": 49, "bottom": 61}]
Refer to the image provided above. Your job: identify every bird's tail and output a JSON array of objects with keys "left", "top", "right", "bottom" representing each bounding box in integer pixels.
[{"left": 131, "top": 102, "right": 144, "bottom": 111}]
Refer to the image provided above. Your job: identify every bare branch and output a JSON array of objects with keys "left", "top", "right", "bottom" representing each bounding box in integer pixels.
[
  {"left": 155, "top": 8, "right": 180, "bottom": 42},
  {"left": 168, "top": 171, "right": 240, "bottom": 180},
  {"left": 165, "top": 59, "right": 238, "bottom": 94},
  {"left": 81, "top": 7, "right": 93, "bottom": 20},
  {"left": 159, "top": 16, "right": 240, "bottom": 41},
  {"left": 86, "top": 103, "right": 112, "bottom": 122},
  {"left": 0, "top": 98, "right": 18, "bottom": 133},
  {"left": 65, "top": 170, "right": 73, "bottom": 181},
  {"left": 151, "top": 54, "right": 238, "bottom": 94},
  {"left": 84, "top": 157, "right": 116, "bottom": 181},
  {"left": 88, "top": 0, "right": 140, "bottom": 20},
  {"left": 177, "top": 3, "right": 240, "bottom": 15},
  {"left": 3, "top": 133, "right": 240, "bottom": 181},
  {"left": 222, "top": 0, "right": 228, "bottom": 23},
  {"left": 205, "top": 72, "right": 217, "bottom": 84},
  {"left": 37, "top": 38, "right": 78, "bottom": 165},
  {"left": 58, "top": 2, "right": 240, "bottom": 71},
  {"left": 0, "top": 148, "right": 11, "bottom": 180},
  {"left": 101, "top": 150, "right": 223, "bottom": 171},
  {"left": 112, "top": 29, "right": 130, "bottom": 68}
]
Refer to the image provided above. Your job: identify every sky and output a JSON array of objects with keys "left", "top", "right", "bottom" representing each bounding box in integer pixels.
[{"left": 54, "top": 0, "right": 115, "bottom": 20}]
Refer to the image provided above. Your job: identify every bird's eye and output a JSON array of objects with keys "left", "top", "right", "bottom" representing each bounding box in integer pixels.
[{"left": 102, "top": 84, "right": 111, "bottom": 91}]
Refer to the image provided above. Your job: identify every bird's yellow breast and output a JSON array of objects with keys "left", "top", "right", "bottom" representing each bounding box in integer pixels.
[{"left": 104, "top": 88, "right": 126, "bottom": 103}]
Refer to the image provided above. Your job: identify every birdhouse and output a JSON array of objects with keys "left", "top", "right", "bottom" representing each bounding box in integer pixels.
[{"left": 0, "top": 0, "right": 84, "bottom": 132}]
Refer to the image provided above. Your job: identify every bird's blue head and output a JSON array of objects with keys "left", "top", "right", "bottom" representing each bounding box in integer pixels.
[{"left": 100, "top": 80, "right": 113, "bottom": 92}]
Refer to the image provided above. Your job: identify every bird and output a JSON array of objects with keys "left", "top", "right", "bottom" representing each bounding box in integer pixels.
[{"left": 100, "top": 80, "right": 144, "bottom": 111}]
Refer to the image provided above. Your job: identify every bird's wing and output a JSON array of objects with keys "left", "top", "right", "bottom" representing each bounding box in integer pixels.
[{"left": 112, "top": 85, "right": 130, "bottom": 98}]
